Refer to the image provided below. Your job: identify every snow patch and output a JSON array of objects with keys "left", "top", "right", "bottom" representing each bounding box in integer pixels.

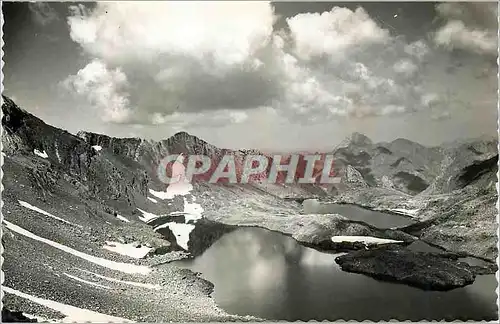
[
  {"left": 149, "top": 184, "right": 193, "bottom": 200},
  {"left": 331, "top": 236, "right": 404, "bottom": 245},
  {"left": 91, "top": 145, "right": 102, "bottom": 151},
  {"left": 3, "top": 287, "right": 133, "bottom": 323},
  {"left": 103, "top": 241, "right": 153, "bottom": 259},
  {"left": 389, "top": 208, "right": 419, "bottom": 217},
  {"left": 152, "top": 195, "right": 203, "bottom": 250},
  {"left": 77, "top": 269, "right": 161, "bottom": 290},
  {"left": 153, "top": 153, "right": 194, "bottom": 198},
  {"left": 63, "top": 273, "right": 112, "bottom": 289},
  {"left": 54, "top": 142, "right": 62, "bottom": 163},
  {"left": 3, "top": 220, "right": 151, "bottom": 275},
  {"left": 147, "top": 196, "right": 158, "bottom": 203},
  {"left": 136, "top": 208, "right": 160, "bottom": 223},
  {"left": 116, "top": 214, "right": 131, "bottom": 223},
  {"left": 154, "top": 222, "right": 195, "bottom": 250},
  {"left": 183, "top": 198, "right": 203, "bottom": 222},
  {"left": 18, "top": 200, "right": 81, "bottom": 227},
  {"left": 34, "top": 149, "right": 49, "bottom": 158}
]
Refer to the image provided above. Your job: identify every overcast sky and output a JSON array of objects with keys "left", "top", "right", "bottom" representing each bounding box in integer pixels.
[{"left": 3, "top": 1, "right": 498, "bottom": 150}]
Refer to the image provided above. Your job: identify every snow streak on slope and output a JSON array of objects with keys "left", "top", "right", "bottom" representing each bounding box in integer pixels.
[
  {"left": 116, "top": 214, "right": 131, "bottom": 223},
  {"left": 63, "top": 273, "right": 112, "bottom": 290},
  {"left": 3, "top": 287, "right": 133, "bottom": 323},
  {"left": 331, "top": 236, "right": 403, "bottom": 244},
  {"left": 3, "top": 220, "right": 151, "bottom": 275},
  {"left": 77, "top": 269, "right": 161, "bottom": 290},
  {"left": 33, "top": 149, "right": 48, "bottom": 158},
  {"left": 388, "top": 208, "right": 419, "bottom": 217},
  {"left": 18, "top": 200, "right": 81, "bottom": 227}
]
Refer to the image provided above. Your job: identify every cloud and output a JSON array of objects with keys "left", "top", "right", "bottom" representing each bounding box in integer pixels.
[
  {"left": 393, "top": 59, "right": 418, "bottom": 77},
  {"left": 433, "top": 3, "right": 497, "bottom": 56},
  {"left": 404, "top": 40, "right": 430, "bottom": 61},
  {"left": 286, "top": 7, "right": 391, "bottom": 60},
  {"left": 28, "top": 2, "right": 59, "bottom": 26},
  {"left": 62, "top": 60, "right": 131, "bottom": 123},
  {"left": 67, "top": 2, "right": 275, "bottom": 69},
  {"left": 63, "top": 2, "right": 436, "bottom": 128}
]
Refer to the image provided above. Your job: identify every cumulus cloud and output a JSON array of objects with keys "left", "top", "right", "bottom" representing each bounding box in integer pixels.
[
  {"left": 393, "top": 59, "right": 418, "bottom": 77},
  {"left": 63, "top": 2, "right": 435, "bottom": 127},
  {"left": 433, "top": 3, "right": 497, "bottom": 56},
  {"left": 67, "top": 2, "right": 275, "bottom": 69},
  {"left": 62, "top": 60, "right": 131, "bottom": 123},
  {"left": 404, "top": 40, "right": 430, "bottom": 61},
  {"left": 286, "top": 7, "right": 390, "bottom": 60}
]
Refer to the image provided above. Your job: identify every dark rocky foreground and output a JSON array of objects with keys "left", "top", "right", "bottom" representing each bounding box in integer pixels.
[
  {"left": 2, "top": 308, "right": 38, "bottom": 323},
  {"left": 334, "top": 245, "right": 497, "bottom": 291}
]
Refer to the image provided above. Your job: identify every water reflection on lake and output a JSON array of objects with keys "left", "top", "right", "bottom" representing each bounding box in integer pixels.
[{"left": 173, "top": 227, "right": 497, "bottom": 321}]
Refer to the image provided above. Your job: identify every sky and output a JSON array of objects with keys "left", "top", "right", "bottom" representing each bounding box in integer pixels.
[{"left": 2, "top": 1, "right": 498, "bottom": 151}]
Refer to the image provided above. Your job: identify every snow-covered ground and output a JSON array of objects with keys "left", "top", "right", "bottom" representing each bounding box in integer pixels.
[
  {"left": 103, "top": 241, "right": 153, "bottom": 259},
  {"left": 34, "top": 149, "right": 48, "bottom": 158},
  {"left": 331, "top": 236, "right": 404, "bottom": 245},
  {"left": 3, "top": 220, "right": 151, "bottom": 275},
  {"left": 3, "top": 287, "right": 133, "bottom": 323}
]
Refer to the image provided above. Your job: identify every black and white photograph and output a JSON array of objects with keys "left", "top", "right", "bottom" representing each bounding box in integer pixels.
[{"left": 1, "top": 1, "right": 498, "bottom": 322}]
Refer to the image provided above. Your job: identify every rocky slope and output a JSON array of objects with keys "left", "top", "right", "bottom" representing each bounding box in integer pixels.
[{"left": 328, "top": 132, "right": 446, "bottom": 195}]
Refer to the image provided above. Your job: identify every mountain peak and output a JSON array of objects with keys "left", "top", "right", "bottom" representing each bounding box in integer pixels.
[
  {"left": 173, "top": 131, "right": 190, "bottom": 137},
  {"left": 349, "top": 132, "right": 372, "bottom": 145},
  {"left": 336, "top": 132, "right": 372, "bottom": 150}
]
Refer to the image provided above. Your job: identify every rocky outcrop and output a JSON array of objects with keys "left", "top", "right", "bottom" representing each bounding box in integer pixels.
[
  {"left": 335, "top": 245, "right": 478, "bottom": 291},
  {"left": 422, "top": 137, "right": 498, "bottom": 195},
  {"left": 2, "top": 96, "right": 150, "bottom": 206},
  {"left": 343, "top": 165, "right": 368, "bottom": 188}
]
